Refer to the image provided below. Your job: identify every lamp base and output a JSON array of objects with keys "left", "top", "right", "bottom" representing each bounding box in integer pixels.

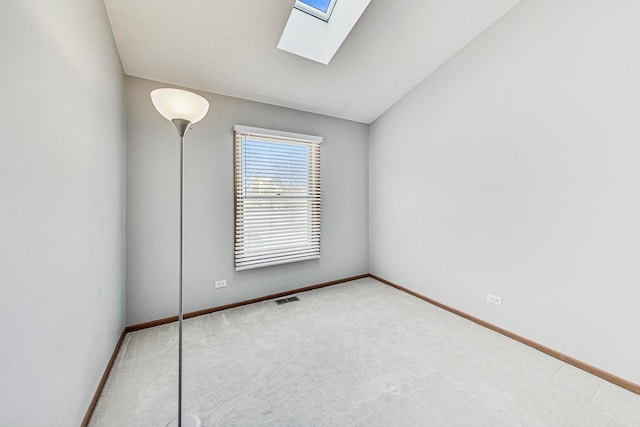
[{"left": 165, "top": 414, "right": 203, "bottom": 427}]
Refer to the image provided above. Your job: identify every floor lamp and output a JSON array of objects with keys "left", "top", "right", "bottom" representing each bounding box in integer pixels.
[{"left": 151, "top": 88, "right": 210, "bottom": 427}]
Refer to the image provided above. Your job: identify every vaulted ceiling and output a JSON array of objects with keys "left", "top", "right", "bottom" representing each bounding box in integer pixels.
[{"left": 104, "top": 0, "right": 520, "bottom": 123}]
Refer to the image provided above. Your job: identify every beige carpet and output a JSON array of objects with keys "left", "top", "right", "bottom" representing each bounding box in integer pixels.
[{"left": 90, "top": 277, "right": 640, "bottom": 426}]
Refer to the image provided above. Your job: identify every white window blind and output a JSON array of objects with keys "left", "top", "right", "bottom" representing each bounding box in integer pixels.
[{"left": 233, "top": 125, "right": 322, "bottom": 271}]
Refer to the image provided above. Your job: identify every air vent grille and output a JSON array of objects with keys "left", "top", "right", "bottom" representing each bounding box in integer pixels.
[{"left": 275, "top": 296, "right": 300, "bottom": 305}]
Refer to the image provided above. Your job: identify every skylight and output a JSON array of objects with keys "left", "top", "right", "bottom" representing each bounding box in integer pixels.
[
  {"left": 294, "top": 0, "right": 338, "bottom": 22},
  {"left": 278, "top": 0, "right": 372, "bottom": 64}
]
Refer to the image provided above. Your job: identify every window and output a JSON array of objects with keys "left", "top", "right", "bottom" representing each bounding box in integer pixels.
[
  {"left": 233, "top": 125, "right": 322, "bottom": 271},
  {"left": 294, "top": 0, "right": 338, "bottom": 21}
]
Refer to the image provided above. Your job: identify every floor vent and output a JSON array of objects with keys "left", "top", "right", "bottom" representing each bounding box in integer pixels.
[{"left": 275, "top": 296, "right": 300, "bottom": 305}]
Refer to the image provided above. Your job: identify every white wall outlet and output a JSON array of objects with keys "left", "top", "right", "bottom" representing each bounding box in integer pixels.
[
  {"left": 486, "top": 293, "right": 503, "bottom": 306},
  {"left": 214, "top": 280, "right": 227, "bottom": 289}
]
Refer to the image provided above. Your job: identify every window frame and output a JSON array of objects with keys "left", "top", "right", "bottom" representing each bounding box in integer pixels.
[
  {"left": 233, "top": 125, "right": 322, "bottom": 271},
  {"left": 294, "top": 0, "right": 338, "bottom": 22}
]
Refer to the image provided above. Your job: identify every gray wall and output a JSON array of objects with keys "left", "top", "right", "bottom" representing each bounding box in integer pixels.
[
  {"left": 0, "top": 0, "right": 126, "bottom": 425},
  {"left": 126, "top": 76, "right": 369, "bottom": 325},
  {"left": 370, "top": 0, "right": 640, "bottom": 385}
]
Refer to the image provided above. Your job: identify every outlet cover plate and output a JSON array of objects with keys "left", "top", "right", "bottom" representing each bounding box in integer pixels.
[{"left": 486, "top": 293, "right": 503, "bottom": 306}]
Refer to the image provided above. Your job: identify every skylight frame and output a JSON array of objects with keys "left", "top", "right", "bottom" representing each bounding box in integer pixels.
[{"left": 294, "top": 0, "right": 338, "bottom": 22}]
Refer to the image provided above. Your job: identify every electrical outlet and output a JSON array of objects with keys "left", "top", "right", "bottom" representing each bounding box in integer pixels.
[
  {"left": 486, "top": 293, "right": 503, "bottom": 306},
  {"left": 214, "top": 280, "right": 227, "bottom": 289}
]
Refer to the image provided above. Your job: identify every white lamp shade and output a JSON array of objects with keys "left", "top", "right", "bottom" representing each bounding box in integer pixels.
[{"left": 150, "top": 88, "right": 210, "bottom": 124}]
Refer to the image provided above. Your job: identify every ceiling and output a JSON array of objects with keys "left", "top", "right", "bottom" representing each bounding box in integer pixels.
[{"left": 103, "top": 0, "right": 520, "bottom": 124}]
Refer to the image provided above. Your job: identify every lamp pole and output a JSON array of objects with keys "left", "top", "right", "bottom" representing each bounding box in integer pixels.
[{"left": 174, "top": 118, "right": 190, "bottom": 427}]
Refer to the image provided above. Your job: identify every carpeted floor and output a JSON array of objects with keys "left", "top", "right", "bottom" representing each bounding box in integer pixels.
[{"left": 90, "top": 277, "right": 640, "bottom": 426}]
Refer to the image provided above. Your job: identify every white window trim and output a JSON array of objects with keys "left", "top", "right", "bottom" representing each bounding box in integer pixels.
[{"left": 233, "top": 125, "right": 322, "bottom": 271}]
